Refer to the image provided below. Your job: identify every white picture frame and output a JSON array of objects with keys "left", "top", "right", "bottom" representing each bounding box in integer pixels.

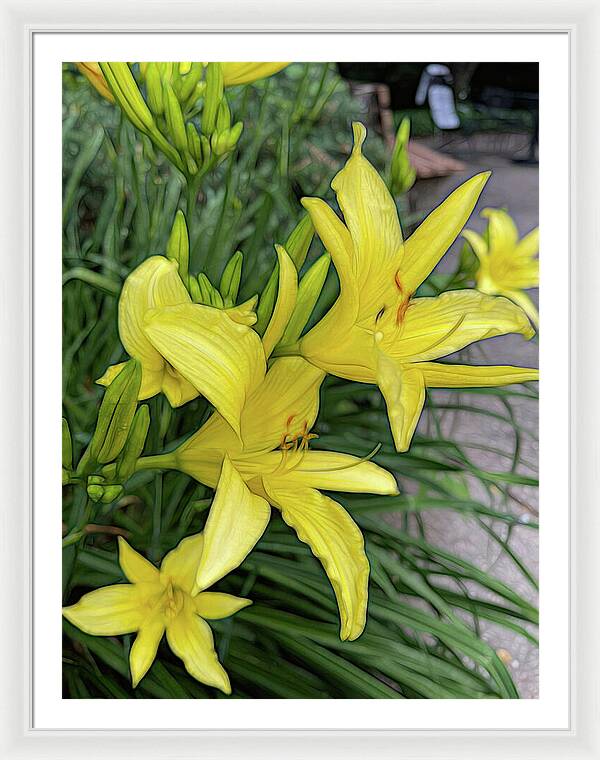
[{"left": 1, "top": 1, "right": 596, "bottom": 757}]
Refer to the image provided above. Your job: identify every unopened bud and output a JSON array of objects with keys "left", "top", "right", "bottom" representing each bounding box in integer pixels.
[
  {"left": 89, "top": 359, "right": 142, "bottom": 465},
  {"left": 201, "top": 63, "right": 224, "bottom": 135},
  {"left": 166, "top": 210, "right": 190, "bottom": 283},
  {"left": 280, "top": 252, "right": 331, "bottom": 346},
  {"left": 219, "top": 251, "right": 243, "bottom": 306}
]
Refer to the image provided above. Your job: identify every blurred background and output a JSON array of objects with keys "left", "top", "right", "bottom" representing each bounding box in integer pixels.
[{"left": 63, "top": 61, "right": 539, "bottom": 698}]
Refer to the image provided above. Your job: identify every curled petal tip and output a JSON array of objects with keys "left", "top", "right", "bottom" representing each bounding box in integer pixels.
[{"left": 351, "top": 122, "right": 367, "bottom": 153}]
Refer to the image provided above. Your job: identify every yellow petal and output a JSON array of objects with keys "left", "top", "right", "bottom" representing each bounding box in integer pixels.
[
  {"left": 130, "top": 616, "right": 165, "bottom": 687},
  {"left": 331, "top": 122, "right": 403, "bottom": 289},
  {"left": 376, "top": 353, "right": 425, "bottom": 452},
  {"left": 166, "top": 602, "right": 231, "bottom": 693},
  {"left": 221, "top": 62, "right": 289, "bottom": 87},
  {"left": 62, "top": 585, "right": 146, "bottom": 635},
  {"left": 400, "top": 172, "right": 490, "bottom": 293},
  {"left": 239, "top": 356, "right": 324, "bottom": 452},
  {"left": 194, "top": 592, "right": 252, "bottom": 619},
  {"left": 300, "top": 197, "right": 358, "bottom": 321},
  {"left": 160, "top": 533, "right": 205, "bottom": 594},
  {"left": 262, "top": 245, "right": 298, "bottom": 358},
  {"left": 419, "top": 361, "right": 539, "bottom": 387},
  {"left": 514, "top": 227, "right": 540, "bottom": 261},
  {"left": 481, "top": 208, "right": 519, "bottom": 253},
  {"left": 461, "top": 229, "right": 489, "bottom": 262},
  {"left": 143, "top": 303, "right": 266, "bottom": 438},
  {"left": 195, "top": 456, "right": 270, "bottom": 592},
  {"left": 302, "top": 322, "right": 377, "bottom": 384},
  {"left": 119, "top": 256, "right": 190, "bottom": 373},
  {"left": 260, "top": 450, "right": 398, "bottom": 494},
  {"left": 160, "top": 367, "right": 199, "bottom": 407},
  {"left": 96, "top": 361, "right": 164, "bottom": 401},
  {"left": 118, "top": 537, "right": 159, "bottom": 584},
  {"left": 265, "top": 481, "right": 369, "bottom": 641},
  {"left": 392, "top": 290, "right": 534, "bottom": 362},
  {"left": 501, "top": 288, "right": 539, "bottom": 328},
  {"left": 175, "top": 357, "right": 325, "bottom": 478}
]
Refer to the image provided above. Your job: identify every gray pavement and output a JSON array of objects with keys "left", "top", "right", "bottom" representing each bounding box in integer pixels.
[{"left": 403, "top": 133, "right": 539, "bottom": 697}]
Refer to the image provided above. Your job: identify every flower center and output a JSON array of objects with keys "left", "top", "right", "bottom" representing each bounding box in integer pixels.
[
  {"left": 278, "top": 414, "right": 318, "bottom": 452},
  {"left": 160, "top": 580, "right": 185, "bottom": 620}
]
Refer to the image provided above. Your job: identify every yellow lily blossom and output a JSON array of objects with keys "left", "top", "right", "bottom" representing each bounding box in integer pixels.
[
  {"left": 63, "top": 525, "right": 253, "bottom": 692},
  {"left": 462, "top": 208, "right": 539, "bottom": 328},
  {"left": 97, "top": 256, "right": 265, "bottom": 438},
  {"left": 220, "top": 62, "right": 289, "bottom": 87},
  {"left": 155, "top": 356, "right": 399, "bottom": 642},
  {"left": 298, "top": 123, "right": 539, "bottom": 452},
  {"left": 75, "top": 62, "right": 115, "bottom": 102}
]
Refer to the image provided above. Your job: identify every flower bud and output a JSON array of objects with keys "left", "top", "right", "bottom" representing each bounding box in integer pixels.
[
  {"left": 186, "top": 122, "right": 202, "bottom": 162},
  {"left": 219, "top": 251, "right": 243, "bottom": 306},
  {"left": 390, "top": 117, "right": 416, "bottom": 196},
  {"left": 87, "top": 484, "right": 105, "bottom": 503},
  {"left": 99, "top": 62, "right": 155, "bottom": 134},
  {"left": 101, "top": 485, "right": 124, "bottom": 504},
  {"left": 188, "top": 275, "right": 202, "bottom": 303},
  {"left": 180, "top": 62, "right": 204, "bottom": 102},
  {"left": 144, "top": 62, "right": 164, "bottom": 115},
  {"left": 216, "top": 97, "right": 231, "bottom": 133},
  {"left": 116, "top": 404, "right": 150, "bottom": 481},
  {"left": 166, "top": 210, "right": 190, "bottom": 283},
  {"left": 201, "top": 63, "right": 224, "bottom": 135},
  {"left": 89, "top": 359, "right": 142, "bottom": 465},
  {"left": 279, "top": 252, "right": 331, "bottom": 346},
  {"left": 163, "top": 80, "right": 188, "bottom": 154},
  {"left": 62, "top": 417, "right": 73, "bottom": 471},
  {"left": 256, "top": 214, "right": 314, "bottom": 334}
]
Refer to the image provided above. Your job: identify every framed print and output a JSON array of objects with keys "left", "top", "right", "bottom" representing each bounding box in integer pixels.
[{"left": 1, "top": 1, "right": 598, "bottom": 758}]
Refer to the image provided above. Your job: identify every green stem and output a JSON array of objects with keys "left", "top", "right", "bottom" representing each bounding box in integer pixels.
[{"left": 135, "top": 453, "right": 177, "bottom": 472}]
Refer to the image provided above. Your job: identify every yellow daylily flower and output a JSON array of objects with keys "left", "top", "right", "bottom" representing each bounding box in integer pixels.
[
  {"left": 220, "top": 62, "right": 289, "bottom": 87},
  {"left": 75, "top": 62, "right": 115, "bottom": 102},
  {"left": 97, "top": 256, "right": 265, "bottom": 438},
  {"left": 63, "top": 529, "right": 252, "bottom": 692},
  {"left": 158, "top": 356, "right": 399, "bottom": 642},
  {"left": 298, "top": 123, "right": 539, "bottom": 453},
  {"left": 462, "top": 208, "right": 539, "bottom": 328}
]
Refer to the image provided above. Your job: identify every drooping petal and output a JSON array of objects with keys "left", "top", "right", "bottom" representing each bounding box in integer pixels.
[
  {"left": 265, "top": 481, "right": 369, "bottom": 641},
  {"left": 331, "top": 123, "right": 403, "bottom": 289},
  {"left": 257, "top": 450, "right": 398, "bottom": 495},
  {"left": 221, "top": 62, "right": 289, "bottom": 87},
  {"left": 262, "top": 245, "right": 298, "bottom": 358},
  {"left": 419, "top": 361, "right": 539, "bottom": 387},
  {"left": 481, "top": 208, "right": 519, "bottom": 253},
  {"left": 500, "top": 288, "right": 539, "bottom": 328},
  {"left": 62, "top": 585, "right": 147, "bottom": 635},
  {"left": 130, "top": 616, "right": 165, "bottom": 687},
  {"left": 143, "top": 303, "right": 266, "bottom": 438},
  {"left": 160, "top": 533, "right": 205, "bottom": 594},
  {"left": 194, "top": 456, "right": 270, "bottom": 592},
  {"left": 119, "top": 256, "right": 191, "bottom": 373},
  {"left": 166, "top": 602, "right": 231, "bottom": 693},
  {"left": 118, "top": 537, "right": 159, "bottom": 584},
  {"left": 392, "top": 290, "right": 534, "bottom": 363},
  {"left": 376, "top": 352, "right": 426, "bottom": 452},
  {"left": 400, "top": 172, "right": 490, "bottom": 293},
  {"left": 194, "top": 592, "right": 252, "bottom": 619},
  {"left": 461, "top": 229, "right": 489, "bottom": 262},
  {"left": 514, "top": 227, "right": 540, "bottom": 261}
]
